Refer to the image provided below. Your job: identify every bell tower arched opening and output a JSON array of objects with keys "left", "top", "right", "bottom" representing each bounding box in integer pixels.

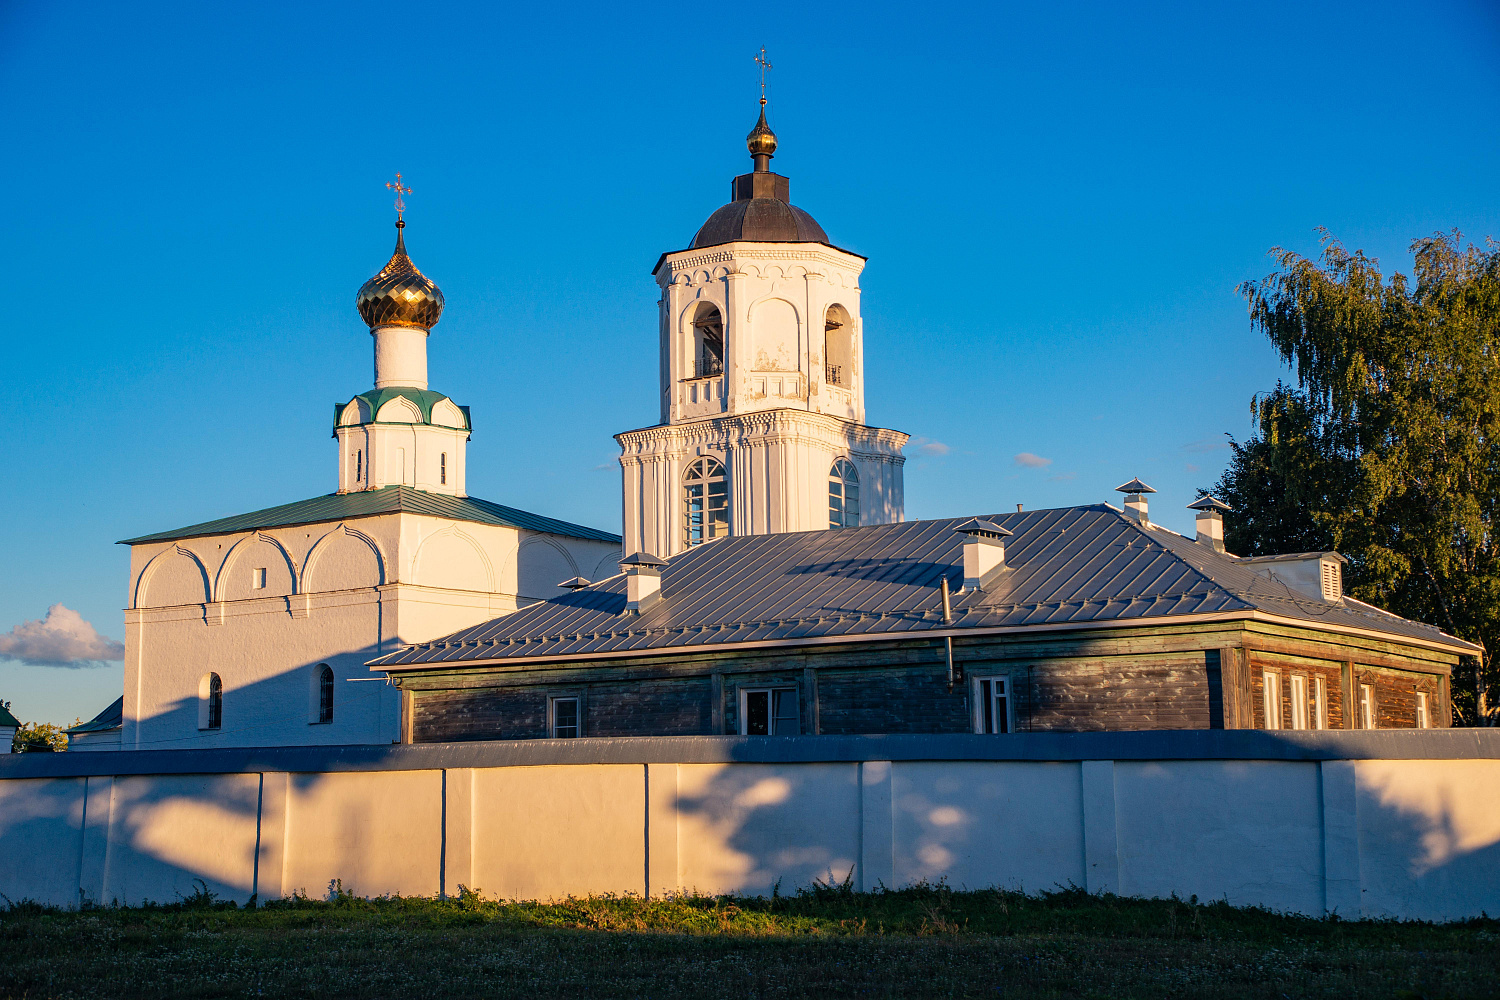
[
  {"left": 691, "top": 302, "right": 725, "bottom": 378},
  {"left": 824, "top": 304, "right": 854, "bottom": 388}
]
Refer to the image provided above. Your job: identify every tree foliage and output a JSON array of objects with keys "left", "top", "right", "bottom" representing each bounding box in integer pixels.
[
  {"left": 11, "top": 721, "right": 70, "bottom": 753},
  {"left": 1215, "top": 230, "right": 1500, "bottom": 724}
]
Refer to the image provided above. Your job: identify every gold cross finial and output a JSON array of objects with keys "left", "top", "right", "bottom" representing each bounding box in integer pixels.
[
  {"left": 386, "top": 172, "right": 412, "bottom": 220},
  {"left": 755, "top": 47, "right": 772, "bottom": 105}
]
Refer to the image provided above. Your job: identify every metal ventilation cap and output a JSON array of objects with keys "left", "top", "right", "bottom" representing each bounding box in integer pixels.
[
  {"left": 558, "top": 577, "right": 593, "bottom": 590},
  {"left": 619, "top": 552, "right": 669, "bottom": 570},
  {"left": 1115, "top": 478, "right": 1156, "bottom": 495},
  {"left": 1187, "top": 495, "right": 1232, "bottom": 512},
  {"left": 953, "top": 518, "right": 1014, "bottom": 540}
]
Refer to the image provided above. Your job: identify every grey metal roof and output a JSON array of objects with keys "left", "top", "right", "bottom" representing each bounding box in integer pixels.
[
  {"left": 119, "top": 486, "right": 621, "bottom": 545},
  {"left": 370, "top": 505, "right": 1479, "bottom": 670},
  {"left": 66, "top": 696, "right": 123, "bottom": 735}
]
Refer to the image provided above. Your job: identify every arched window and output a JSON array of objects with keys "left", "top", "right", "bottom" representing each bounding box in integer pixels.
[
  {"left": 684, "top": 457, "right": 729, "bottom": 546},
  {"left": 199, "top": 672, "right": 222, "bottom": 731},
  {"left": 691, "top": 303, "right": 725, "bottom": 378},
  {"left": 317, "top": 664, "right": 334, "bottom": 724},
  {"left": 440, "top": 452, "right": 447, "bottom": 485},
  {"left": 829, "top": 458, "right": 860, "bottom": 528},
  {"left": 824, "top": 304, "right": 854, "bottom": 387}
]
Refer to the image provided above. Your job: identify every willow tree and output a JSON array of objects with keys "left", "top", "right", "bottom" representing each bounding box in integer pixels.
[{"left": 1214, "top": 230, "right": 1500, "bottom": 725}]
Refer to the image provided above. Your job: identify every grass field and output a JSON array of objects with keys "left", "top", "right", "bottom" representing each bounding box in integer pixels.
[{"left": 0, "top": 882, "right": 1494, "bottom": 999}]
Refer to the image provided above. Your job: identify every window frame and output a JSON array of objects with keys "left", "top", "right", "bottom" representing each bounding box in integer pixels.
[
  {"left": 972, "top": 674, "right": 1014, "bottom": 734},
  {"left": 1313, "top": 675, "right": 1327, "bottom": 730},
  {"left": 550, "top": 694, "right": 582, "bottom": 739},
  {"left": 1358, "top": 683, "right": 1376, "bottom": 730},
  {"left": 828, "top": 458, "right": 861, "bottom": 529},
  {"left": 199, "top": 672, "right": 223, "bottom": 731},
  {"left": 1416, "top": 691, "right": 1429, "bottom": 729},
  {"left": 1262, "top": 670, "right": 1282, "bottom": 730},
  {"left": 683, "top": 456, "right": 730, "bottom": 547},
  {"left": 1289, "top": 674, "right": 1309, "bottom": 730},
  {"left": 440, "top": 452, "right": 447, "bottom": 485},
  {"left": 314, "top": 664, "right": 334, "bottom": 725},
  {"left": 251, "top": 567, "right": 267, "bottom": 591},
  {"left": 738, "top": 686, "right": 799, "bottom": 736}
]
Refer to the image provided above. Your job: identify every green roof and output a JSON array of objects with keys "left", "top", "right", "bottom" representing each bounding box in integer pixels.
[
  {"left": 0, "top": 701, "right": 19, "bottom": 728},
  {"left": 119, "top": 486, "right": 622, "bottom": 545},
  {"left": 66, "top": 696, "right": 122, "bottom": 735},
  {"left": 333, "top": 386, "right": 471, "bottom": 437}
]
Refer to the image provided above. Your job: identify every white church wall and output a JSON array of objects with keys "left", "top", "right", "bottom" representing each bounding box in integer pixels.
[{"left": 2, "top": 734, "right": 1497, "bottom": 918}]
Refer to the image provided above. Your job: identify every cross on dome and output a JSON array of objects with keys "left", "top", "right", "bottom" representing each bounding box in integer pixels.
[{"left": 386, "top": 172, "right": 411, "bottom": 220}]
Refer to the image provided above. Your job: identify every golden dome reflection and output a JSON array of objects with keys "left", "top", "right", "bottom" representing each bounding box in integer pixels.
[
  {"left": 356, "top": 221, "right": 445, "bottom": 330},
  {"left": 747, "top": 101, "right": 778, "bottom": 160}
]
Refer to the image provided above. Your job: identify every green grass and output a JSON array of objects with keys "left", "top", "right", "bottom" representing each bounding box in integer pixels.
[{"left": 1, "top": 881, "right": 1494, "bottom": 999}]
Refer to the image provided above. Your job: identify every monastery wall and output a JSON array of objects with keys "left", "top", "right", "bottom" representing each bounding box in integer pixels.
[{"left": 1, "top": 731, "right": 1496, "bottom": 921}]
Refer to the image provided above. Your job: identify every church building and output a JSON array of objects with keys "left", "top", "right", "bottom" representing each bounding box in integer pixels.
[
  {"left": 369, "top": 104, "right": 1477, "bottom": 741},
  {"left": 102, "top": 209, "right": 621, "bottom": 750}
]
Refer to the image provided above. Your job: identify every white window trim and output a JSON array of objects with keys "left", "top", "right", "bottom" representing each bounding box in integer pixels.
[
  {"left": 1263, "top": 670, "right": 1282, "bottom": 730},
  {"left": 738, "top": 686, "right": 799, "bottom": 736},
  {"left": 549, "top": 694, "right": 582, "bottom": 739},
  {"left": 1313, "top": 676, "right": 1327, "bottom": 730},
  {"left": 1416, "top": 691, "right": 1429, "bottom": 729},
  {"left": 1359, "top": 683, "right": 1376, "bottom": 730},
  {"left": 971, "top": 674, "right": 1015, "bottom": 734},
  {"left": 1289, "top": 674, "right": 1309, "bottom": 731}
]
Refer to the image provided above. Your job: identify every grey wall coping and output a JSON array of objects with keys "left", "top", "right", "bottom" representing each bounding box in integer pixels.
[{"left": 2, "top": 729, "right": 1498, "bottom": 779}]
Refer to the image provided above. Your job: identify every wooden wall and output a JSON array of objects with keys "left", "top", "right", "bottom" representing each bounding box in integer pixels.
[{"left": 402, "top": 619, "right": 1458, "bottom": 742}]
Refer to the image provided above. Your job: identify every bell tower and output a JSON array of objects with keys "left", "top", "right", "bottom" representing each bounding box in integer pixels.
[{"left": 617, "top": 101, "right": 909, "bottom": 557}]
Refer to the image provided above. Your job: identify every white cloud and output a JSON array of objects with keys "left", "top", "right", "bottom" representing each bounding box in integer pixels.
[
  {"left": 909, "top": 437, "right": 951, "bottom": 456},
  {"left": 1014, "top": 452, "right": 1052, "bottom": 468},
  {"left": 0, "top": 605, "right": 124, "bottom": 668}
]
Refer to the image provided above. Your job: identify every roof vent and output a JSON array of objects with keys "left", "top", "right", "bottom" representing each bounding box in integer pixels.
[
  {"left": 1186, "top": 494, "right": 1231, "bottom": 554},
  {"left": 1115, "top": 478, "right": 1155, "bottom": 524},
  {"left": 1238, "top": 551, "right": 1347, "bottom": 604},
  {"left": 954, "top": 518, "right": 1013, "bottom": 591},
  {"left": 619, "top": 552, "right": 667, "bottom": 615},
  {"left": 559, "top": 577, "right": 592, "bottom": 591}
]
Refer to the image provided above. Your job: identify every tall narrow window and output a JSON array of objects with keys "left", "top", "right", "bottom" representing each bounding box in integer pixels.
[
  {"left": 691, "top": 303, "right": 725, "bottom": 378},
  {"left": 1359, "top": 683, "right": 1376, "bottom": 729},
  {"left": 829, "top": 458, "right": 860, "bottom": 529},
  {"left": 740, "top": 688, "right": 798, "bottom": 735},
  {"left": 684, "top": 457, "right": 729, "bottom": 546},
  {"left": 1416, "top": 691, "right": 1429, "bottom": 729},
  {"left": 1313, "top": 676, "right": 1327, "bottom": 730},
  {"left": 355, "top": 450, "right": 362, "bottom": 482},
  {"left": 551, "top": 696, "right": 579, "bottom": 738},
  {"left": 317, "top": 665, "right": 334, "bottom": 724},
  {"left": 199, "top": 672, "right": 222, "bottom": 731},
  {"left": 440, "top": 452, "right": 447, "bottom": 485},
  {"left": 824, "top": 304, "right": 854, "bottom": 387},
  {"left": 975, "top": 676, "right": 1012, "bottom": 734},
  {"left": 1289, "top": 675, "right": 1309, "bottom": 730},
  {"left": 1262, "top": 670, "right": 1282, "bottom": 729}
]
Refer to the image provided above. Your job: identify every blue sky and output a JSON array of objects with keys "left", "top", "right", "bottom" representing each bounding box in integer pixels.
[{"left": 2, "top": 1, "right": 1497, "bottom": 727}]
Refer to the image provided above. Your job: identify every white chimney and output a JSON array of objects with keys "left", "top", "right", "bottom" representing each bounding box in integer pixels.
[
  {"left": 619, "top": 552, "right": 667, "bottom": 614},
  {"left": 1115, "top": 478, "right": 1156, "bottom": 524},
  {"left": 954, "top": 518, "right": 1013, "bottom": 591},
  {"left": 1187, "top": 494, "right": 1231, "bottom": 553}
]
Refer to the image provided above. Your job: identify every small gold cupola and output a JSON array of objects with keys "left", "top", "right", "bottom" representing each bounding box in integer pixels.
[
  {"left": 356, "top": 220, "right": 445, "bottom": 330},
  {"left": 747, "top": 100, "right": 778, "bottom": 170}
]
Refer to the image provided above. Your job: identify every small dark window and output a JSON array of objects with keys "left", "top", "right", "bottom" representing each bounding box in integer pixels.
[
  {"left": 207, "top": 673, "right": 222, "bottom": 730},
  {"left": 318, "top": 665, "right": 334, "bottom": 724},
  {"left": 355, "top": 450, "right": 362, "bottom": 481},
  {"left": 742, "top": 688, "right": 798, "bottom": 735},
  {"left": 440, "top": 452, "right": 447, "bottom": 485},
  {"left": 552, "top": 697, "right": 579, "bottom": 739},
  {"left": 978, "top": 677, "right": 1010, "bottom": 734}
]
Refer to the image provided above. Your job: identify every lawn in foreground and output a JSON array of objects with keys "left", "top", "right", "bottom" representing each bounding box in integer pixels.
[{"left": 0, "top": 883, "right": 1493, "bottom": 999}]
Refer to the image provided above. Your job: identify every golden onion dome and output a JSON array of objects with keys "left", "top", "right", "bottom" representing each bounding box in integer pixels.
[
  {"left": 356, "top": 221, "right": 445, "bottom": 330},
  {"left": 746, "top": 101, "right": 778, "bottom": 160}
]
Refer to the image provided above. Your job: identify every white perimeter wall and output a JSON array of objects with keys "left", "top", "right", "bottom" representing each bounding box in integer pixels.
[{"left": 2, "top": 743, "right": 1497, "bottom": 920}]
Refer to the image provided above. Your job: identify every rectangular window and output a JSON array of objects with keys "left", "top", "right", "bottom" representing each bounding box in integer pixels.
[
  {"left": 1313, "top": 676, "right": 1327, "bottom": 730},
  {"left": 1262, "top": 670, "right": 1282, "bottom": 729},
  {"left": 1359, "top": 684, "right": 1376, "bottom": 730},
  {"left": 1416, "top": 691, "right": 1429, "bottom": 729},
  {"left": 974, "top": 676, "right": 1012, "bottom": 734},
  {"left": 440, "top": 452, "right": 447, "bottom": 485},
  {"left": 1289, "top": 675, "right": 1309, "bottom": 730},
  {"left": 551, "top": 697, "right": 580, "bottom": 739},
  {"left": 740, "top": 688, "right": 799, "bottom": 735},
  {"left": 251, "top": 567, "right": 267, "bottom": 590}
]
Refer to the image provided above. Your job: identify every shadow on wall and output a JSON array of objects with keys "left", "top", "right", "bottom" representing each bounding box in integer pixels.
[
  {"left": 133, "top": 643, "right": 393, "bottom": 752},
  {"left": 0, "top": 733, "right": 1497, "bottom": 920}
]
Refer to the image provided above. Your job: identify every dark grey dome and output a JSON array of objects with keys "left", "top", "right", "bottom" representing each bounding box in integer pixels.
[{"left": 691, "top": 198, "right": 829, "bottom": 249}]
